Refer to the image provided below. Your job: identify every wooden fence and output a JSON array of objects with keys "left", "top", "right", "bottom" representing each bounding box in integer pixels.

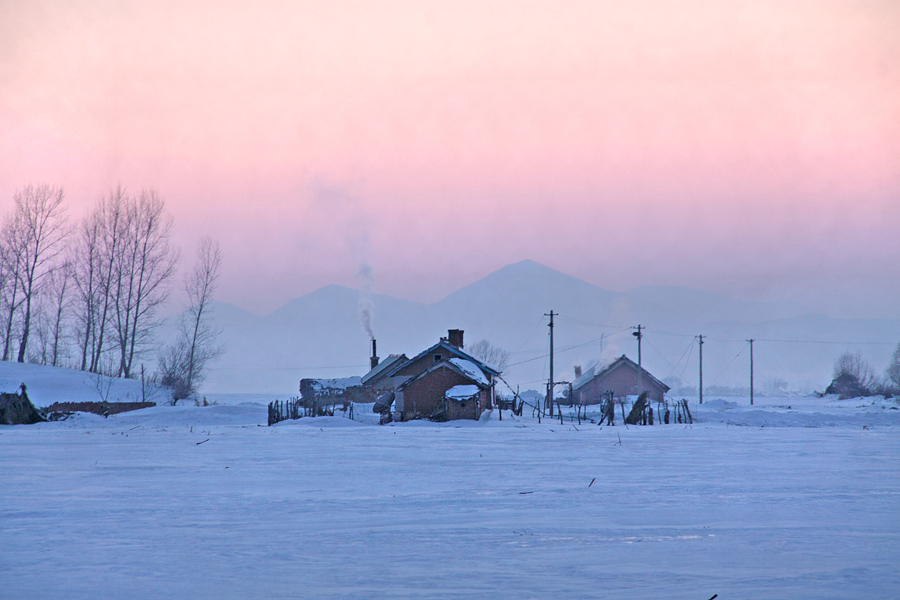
[
  {"left": 268, "top": 397, "right": 354, "bottom": 426},
  {"left": 267, "top": 397, "right": 302, "bottom": 426}
]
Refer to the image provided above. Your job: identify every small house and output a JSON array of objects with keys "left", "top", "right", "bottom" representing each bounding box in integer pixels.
[
  {"left": 375, "top": 329, "right": 501, "bottom": 421},
  {"left": 571, "top": 355, "right": 670, "bottom": 405},
  {"left": 395, "top": 357, "right": 492, "bottom": 421}
]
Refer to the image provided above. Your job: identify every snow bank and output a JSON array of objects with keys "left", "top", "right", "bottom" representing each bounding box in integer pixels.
[{"left": 0, "top": 361, "right": 167, "bottom": 408}]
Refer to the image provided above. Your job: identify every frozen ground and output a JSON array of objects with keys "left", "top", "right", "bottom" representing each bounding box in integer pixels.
[{"left": 1, "top": 366, "right": 899, "bottom": 599}]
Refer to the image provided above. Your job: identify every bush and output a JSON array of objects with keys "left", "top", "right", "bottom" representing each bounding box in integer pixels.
[
  {"left": 825, "top": 352, "right": 876, "bottom": 398},
  {"left": 885, "top": 342, "right": 900, "bottom": 396}
]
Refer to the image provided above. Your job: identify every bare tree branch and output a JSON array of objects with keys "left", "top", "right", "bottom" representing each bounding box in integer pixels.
[
  {"left": 4, "top": 186, "right": 70, "bottom": 363},
  {"left": 159, "top": 237, "right": 223, "bottom": 402}
]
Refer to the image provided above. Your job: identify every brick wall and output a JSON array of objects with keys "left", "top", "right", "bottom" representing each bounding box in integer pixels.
[
  {"left": 575, "top": 363, "right": 666, "bottom": 404},
  {"left": 401, "top": 365, "right": 484, "bottom": 420}
]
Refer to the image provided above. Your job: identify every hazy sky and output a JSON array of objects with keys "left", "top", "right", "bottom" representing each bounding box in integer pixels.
[{"left": 2, "top": 0, "right": 898, "bottom": 317}]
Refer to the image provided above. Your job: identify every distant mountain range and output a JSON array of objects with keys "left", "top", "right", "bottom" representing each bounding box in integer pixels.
[{"left": 190, "top": 260, "right": 900, "bottom": 395}]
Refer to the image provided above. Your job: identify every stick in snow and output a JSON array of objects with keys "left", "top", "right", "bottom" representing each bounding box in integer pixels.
[{"left": 196, "top": 439, "right": 209, "bottom": 445}]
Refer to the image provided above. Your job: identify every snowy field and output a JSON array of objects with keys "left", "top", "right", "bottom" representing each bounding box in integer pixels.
[{"left": 2, "top": 374, "right": 899, "bottom": 599}]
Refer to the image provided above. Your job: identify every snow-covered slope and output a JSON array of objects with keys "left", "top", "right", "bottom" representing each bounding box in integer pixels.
[{"left": 0, "top": 361, "right": 167, "bottom": 408}]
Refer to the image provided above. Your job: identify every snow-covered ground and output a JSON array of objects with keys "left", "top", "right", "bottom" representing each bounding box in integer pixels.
[{"left": 1, "top": 364, "right": 899, "bottom": 599}]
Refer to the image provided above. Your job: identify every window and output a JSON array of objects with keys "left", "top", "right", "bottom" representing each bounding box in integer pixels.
[{"left": 434, "top": 354, "right": 442, "bottom": 363}]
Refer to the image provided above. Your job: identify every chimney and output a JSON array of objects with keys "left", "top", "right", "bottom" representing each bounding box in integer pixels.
[
  {"left": 447, "top": 329, "right": 464, "bottom": 348},
  {"left": 370, "top": 339, "right": 379, "bottom": 369},
  {"left": 574, "top": 365, "right": 582, "bottom": 378}
]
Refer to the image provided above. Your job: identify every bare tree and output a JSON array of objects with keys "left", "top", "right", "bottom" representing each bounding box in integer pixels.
[
  {"left": 72, "top": 187, "right": 128, "bottom": 373},
  {"left": 160, "top": 237, "right": 223, "bottom": 403},
  {"left": 70, "top": 188, "right": 178, "bottom": 378},
  {"left": 158, "top": 342, "right": 190, "bottom": 402},
  {"left": 41, "top": 261, "right": 74, "bottom": 366},
  {"left": 109, "top": 189, "right": 178, "bottom": 378},
  {"left": 826, "top": 351, "right": 876, "bottom": 398},
  {"left": 886, "top": 342, "right": 900, "bottom": 394},
  {"left": 468, "top": 338, "right": 510, "bottom": 372},
  {"left": 182, "top": 237, "right": 222, "bottom": 395},
  {"left": 72, "top": 208, "right": 102, "bottom": 371},
  {"left": 4, "top": 186, "right": 70, "bottom": 363},
  {"left": 832, "top": 351, "right": 875, "bottom": 389},
  {"left": 0, "top": 226, "right": 25, "bottom": 361}
]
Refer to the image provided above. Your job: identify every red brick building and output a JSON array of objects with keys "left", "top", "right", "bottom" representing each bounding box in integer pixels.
[
  {"left": 571, "top": 355, "right": 670, "bottom": 404},
  {"left": 395, "top": 358, "right": 491, "bottom": 421},
  {"left": 368, "top": 329, "right": 500, "bottom": 421}
]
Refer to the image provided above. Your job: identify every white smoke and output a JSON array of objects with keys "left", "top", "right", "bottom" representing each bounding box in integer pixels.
[{"left": 356, "top": 262, "right": 375, "bottom": 340}]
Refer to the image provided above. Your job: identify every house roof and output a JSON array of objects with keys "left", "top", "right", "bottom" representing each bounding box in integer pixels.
[
  {"left": 448, "top": 358, "right": 489, "bottom": 386},
  {"left": 386, "top": 340, "right": 501, "bottom": 378},
  {"left": 361, "top": 354, "right": 408, "bottom": 385},
  {"left": 397, "top": 357, "right": 491, "bottom": 392},
  {"left": 572, "top": 355, "right": 670, "bottom": 393},
  {"left": 572, "top": 364, "right": 598, "bottom": 390},
  {"left": 302, "top": 376, "right": 362, "bottom": 392}
]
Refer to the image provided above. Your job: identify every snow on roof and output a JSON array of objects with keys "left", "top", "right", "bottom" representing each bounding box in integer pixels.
[
  {"left": 397, "top": 340, "right": 501, "bottom": 377},
  {"left": 445, "top": 384, "right": 480, "bottom": 401},
  {"left": 448, "top": 358, "right": 488, "bottom": 386},
  {"left": 361, "top": 354, "right": 407, "bottom": 385},
  {"left": 308, "top": 376, "right": 361, "bottom": 391},
  {"left": 572, "top": 364, "right": 599, "bottom": 390},
  {"left": 571, "top": 356, "right": 670, "bottom": 392}
]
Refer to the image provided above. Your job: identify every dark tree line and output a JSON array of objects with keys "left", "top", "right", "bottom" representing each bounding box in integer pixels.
[
  {"left": 826, "top": 348, "right": 900, "bottom": 398},
  {"left": 2, "top": 184, "right": 221, "bottom": 399}
]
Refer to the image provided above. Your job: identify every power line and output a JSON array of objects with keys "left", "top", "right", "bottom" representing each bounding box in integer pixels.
[
  {"left": 208, "top": 364, "right": 368, "bottom": 373},
  {"left": 513, "top": 314, "right": 547, "bottom": 354},
  {"left": 644, "top": 327, "right": 696, "bottom": 339},
  {"left": 505, "top": 327, "right": 634, "bottom": 369},
  {"left": 645, "top": 336, "right": 677, "bottom": 372},
  {"left": 750, "top": 337, "right": 896, "bottom": 346},
  {"left": 709, "top": 341, "right": 750, "bottom": 387},
  {"left": 677, "top": 339, "right": 695, "bottom": 382},
  {"left": 556, "top": 315, "right": 631, "bottom": 330}
]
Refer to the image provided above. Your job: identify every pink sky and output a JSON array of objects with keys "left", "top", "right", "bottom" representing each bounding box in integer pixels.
[{"left": 1, "top": 1, "right": 898, "bottom": 316}]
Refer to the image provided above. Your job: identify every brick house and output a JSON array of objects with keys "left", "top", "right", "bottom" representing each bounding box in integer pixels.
[
  {"left": 374, "top": 329, "right": 500, "bottom": 421},
  {"left": 395, "top": 357, "right": 492, "bottom": 420},
  {"left": 571, "top": 355, "right": 670, "bottom": 404}
]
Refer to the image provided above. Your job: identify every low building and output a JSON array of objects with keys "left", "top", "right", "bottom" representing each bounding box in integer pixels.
[
  {"left": 360, "top": 353, "right": 409, "bottom": 394},
  {"left": 374, "top": 329, "right": 501, "bottom": 421},
  {"left": 299, "top": 376, "right": 375, "bottom": 411},
  {"left": 571, "top": 355, "right": 670, "bottom": 405}
]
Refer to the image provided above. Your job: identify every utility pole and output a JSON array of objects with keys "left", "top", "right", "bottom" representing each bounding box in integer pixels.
[
  {"left": 633, "top": 325, "right": 644, "bottom": 396},
  {"left": 545, "top": 310, "right": 556, "bottom": 417},
  {"left": 697, "top": 335, "right": 705, "bottom": 404},
  {"left": 747, "top": 338, "right": 754, "bottom": 406}
]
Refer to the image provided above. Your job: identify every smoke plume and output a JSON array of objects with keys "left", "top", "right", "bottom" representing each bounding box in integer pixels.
[{"left": 357, "top": 262, "right": 375, "bottom": 340}]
